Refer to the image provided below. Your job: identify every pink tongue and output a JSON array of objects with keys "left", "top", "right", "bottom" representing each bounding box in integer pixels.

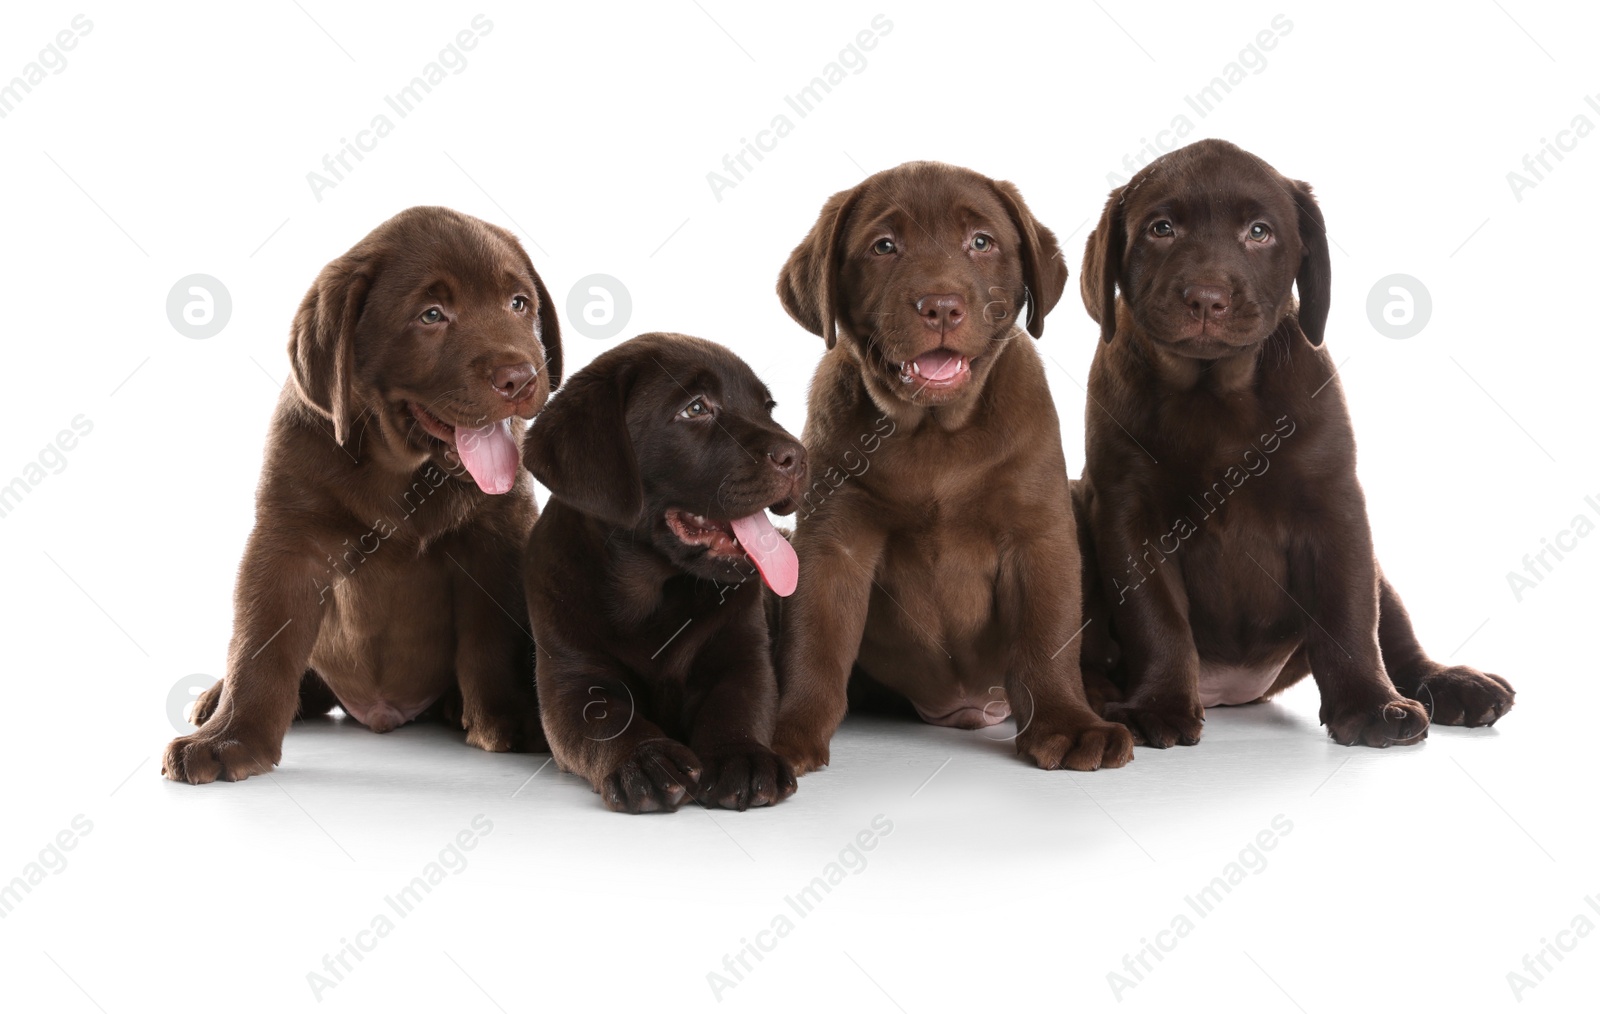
[
  {"left": 729, "top": 511, "right": 799, "bottom": 597},
  {"left": 914, "top": 349, "right": 964, "bottom": 381},
  {"left": 455, "top": 419, "right": 518, "bottom": 494}
]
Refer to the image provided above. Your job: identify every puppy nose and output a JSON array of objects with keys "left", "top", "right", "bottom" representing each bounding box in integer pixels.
[
  {"left": 916, "top": 293, "right": 967, "bottom": 332},
  {"left": 491, "top": 362, "right": 537, "bottom": 400},
  {"left": 1183, "top": 285, "right": 1231, "bottom": 319},
  {"left": 767, "top": 441, "right": 806, "bottom": 480}
]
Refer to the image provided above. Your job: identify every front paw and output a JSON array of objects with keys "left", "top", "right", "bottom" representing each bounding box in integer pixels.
[
  {"left": 772, "top": 725, "right": 831, "bottom": 777},
  {"left": 464, "top": 710, "right": 548, "bottom": 754},
  {"left": 1017, "top": 717, "right": 1135, "bottom": 771},
  {"left": 1413, "top": 666, "right": 1514, "bottom": 727},
  {"left": 162, "top": 732, "right": 280, "bottom": 784},
  {"left": 1324, "top": 696, "right": 1429, "bottom": 747},
  {"left": 696, "top": 743, "right": 797, "bottom": 810},
  {"left": 1103, "top": 697, "right": 1205, "bottom": 748},
  {"left": 599, "top": 739, "right": 702, "bottom": 814}
]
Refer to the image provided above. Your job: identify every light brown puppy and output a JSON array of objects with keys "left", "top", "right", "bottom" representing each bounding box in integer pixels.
[
  {"left": 772, "top": 161, "right": 1135, "bottom": 774},
  {"left": 164, "top": 207, "right": 560, "bottom": 783}
]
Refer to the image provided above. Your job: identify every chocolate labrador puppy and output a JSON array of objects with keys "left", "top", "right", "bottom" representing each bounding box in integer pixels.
[
  {"left": 772, "top": 161, "right": 1135, "bottom": 774},
  {"left": 522, "top": 333, "right": 805, "bottom": 813},
  {"left": 164, "top": 206, "right": 561, "bottom": 783},
  {"left": 1076, "top": 138, "right": 1514, "bottom": 748}
]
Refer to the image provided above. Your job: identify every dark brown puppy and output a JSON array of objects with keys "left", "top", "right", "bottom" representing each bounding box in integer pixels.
[
  {"left": 772, "top": 161, "right": 1134, "bottom": 775},
  {"left": 523, "top": 333, "right": 806, "bottom": 813},
  {"left": 1076, "top": 138, "right": 1514, "bottom": 748},
  {"left": 164, "top": 207, "right": 561, "bottom": 783}
]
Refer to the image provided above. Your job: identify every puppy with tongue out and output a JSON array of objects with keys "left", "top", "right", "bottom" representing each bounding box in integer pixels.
[
  {"left": 523, "top": 333, "right": 807, "bottom": 813},
  {"left": 163, "top": 207, "right": 562, "bottom": 785}
]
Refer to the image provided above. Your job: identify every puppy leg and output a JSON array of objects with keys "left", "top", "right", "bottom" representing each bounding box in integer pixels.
[
  {"left": 1293, "top": 530, "right": 1429, "bottom": 747},
  {"left": 163, "top": 534, "right": 327, "bottom": 783},
  {"left": 448, "top": 536, "right": 545, "bottom": 753},
  {"left": 192, "top": 669, "right": 337, "bottom": 727},
  {"left": 687, "top": 610, "right": 795, "bottom": 811},
  {"left": 1378, "top": 574, "right": 1514, "bottom": 727},
  {"left": 538, "top": 665, "right": 700, "bottom": 813},
  {"left": 773, "top": 521, "right": 885, "bottom": 775},
  {"left": 1091, "top": 510, "right": 1206, "bottom": 747},
  {"left": 1001, "top": 526, "right": 1134, "bottom": 771}
]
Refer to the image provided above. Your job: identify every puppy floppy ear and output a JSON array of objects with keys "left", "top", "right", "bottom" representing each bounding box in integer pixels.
[
  {"left": 776, "top": 184, "right": 863, "bottom": 350},
  {"left": 521, "top": 364, "right": 642, "bottom": 528},
  {"left": 485, "top": 222, "right": 564, "bottom": 388},
  {"left": 991, "top": 179, "right": 1068, "bottom": 339},
  {"left": 289, "top": 254, "right": 372, "bottom": 445},
  {"left": 1081, "top": 187, "right": 1126, "bottom": 344},
  {"left": 1289, "top": 179, "right": 1331, "bottom": 347}
]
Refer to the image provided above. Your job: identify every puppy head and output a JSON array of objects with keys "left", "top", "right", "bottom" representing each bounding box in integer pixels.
[
  {"left": 1081, "top": 138, "right": 1331, "bottom": 356},
  {"left": 288, "top": 206, "right": 563, "bottom": 493},
  {"left": 523, "top": 333, "right": 807, "bottom": 589},
  {"left": 777, "top": 161, "right": 1067, "bottom": 408}
]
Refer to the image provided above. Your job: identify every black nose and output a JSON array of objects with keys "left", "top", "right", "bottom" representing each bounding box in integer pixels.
[
  {"left": 767, "top": 441, "right": 806, "bottom": 480},
  {"left": 1182, "top": 285, "right": 1231, "bottom": 319},
  {"left": 491, "top": 362, "right": 537, "bottom": 400},
  {"left": 916, "top": 293, "right": 967, "bottom": 332}
]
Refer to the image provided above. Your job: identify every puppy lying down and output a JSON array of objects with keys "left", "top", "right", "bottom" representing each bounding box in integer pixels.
[{"left": 522, "top": 333, "right": 806, "bottom": 813}]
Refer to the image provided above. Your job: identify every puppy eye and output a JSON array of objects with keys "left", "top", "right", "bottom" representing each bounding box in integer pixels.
[
  {"left": 872, "top": 238, "right": 897, "bottom": 256},
  {"left": 420, "top": 307, "right": 444, "bottom": 324},
  {"left": 1150, "top": 220, "right": 1174, "bottom": 238},
  {"left": 971, "top": 234, "right": 995, "bottom": 252},
  {"left": 510, "top": 295, "right": 529, "bottom": 312},
  {"left": 765, "top": 399, "right": 777, "bottom": 411},
  {"left": 1247, "top": 222, "right": 1272, "bottom": 242},
  {"left": 678, "top": 397, "right": 713, "bottom": 420}
]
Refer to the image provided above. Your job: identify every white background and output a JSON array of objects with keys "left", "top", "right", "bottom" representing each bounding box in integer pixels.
[{"left": 2, "top": 2, "right": 1596, "bottom": 1011}]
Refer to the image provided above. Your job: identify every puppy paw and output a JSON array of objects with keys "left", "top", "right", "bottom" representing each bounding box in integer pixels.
[
  {"left": 1017, "top": 718, "right": 1135, "bottom": 771},
  {"left": 1324, "top": 696, "right": 1429, "bottom": 747},
  {"left": 599, "top": 739, "right": 702, "bottom": 814},
  {"left": 772, "top": 728, "right": 830, "bottom": 777},
  {"left": 696, "top": 743, "right": 797, "bottom": 810},
  {"left": 162, "top": 732, "right": 280, "bottom": 784},
  {"left": 465, "top": 711, "right": 548, "bottom": 754},
  {"left": 1412, "top": 666, "right": 1515, "bottom": 727},
  {"left": 1103, "top": 698, "right": 1204, "bottom": 748},
  {"left": 189, "top": 680, "right": 223, "bottom": 726}
]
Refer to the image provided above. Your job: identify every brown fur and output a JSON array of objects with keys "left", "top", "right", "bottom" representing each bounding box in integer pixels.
[
  {"left": 163, "top": 206, "right": 560, "bottom": 783},
  {"left": 522, "top": 334, "right": 805, "bottom": 813},
  {"left": 772, "top": 161, "right": 1135, "bottom": 775},
  {"left": 1075, "top": 139, "right": 1514, "bottom": 748}
]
